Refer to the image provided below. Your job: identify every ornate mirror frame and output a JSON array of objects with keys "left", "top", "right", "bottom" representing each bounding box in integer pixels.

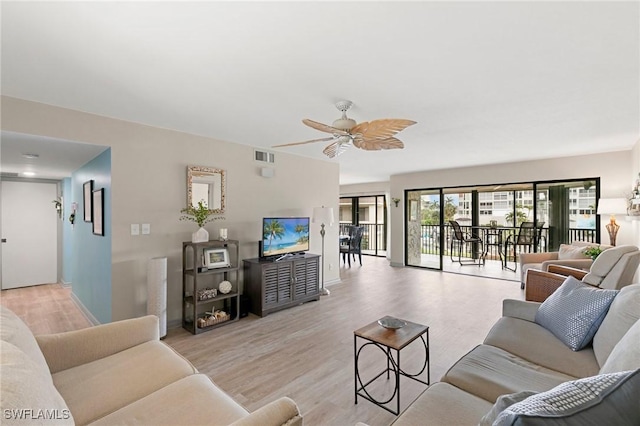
[{"left": 187, "top": 165, "right": 226, "bottom": 214}]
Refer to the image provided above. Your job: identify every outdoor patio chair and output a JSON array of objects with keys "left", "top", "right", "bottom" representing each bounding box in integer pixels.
[
  {"left": 449, "top": 220, "right": 484, "bottom": 266},
  {"left": 503, "top": 221, "right": 541, "bottom": 272}
]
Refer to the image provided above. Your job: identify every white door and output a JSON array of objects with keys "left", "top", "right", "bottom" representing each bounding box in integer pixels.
[{"left": 1, "top": 181, "right": 58, "bottom": 289}]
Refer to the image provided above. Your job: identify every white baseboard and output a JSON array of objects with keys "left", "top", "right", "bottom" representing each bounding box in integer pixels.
[
  {"left": 324, "top": 278, "right": 341, "bottom": 287},
  {"left": 389, "top": 262, "right": 405, "bottom": 267},
  {"left": 69, "top": 292, "right": 101, "bottom": 326}
]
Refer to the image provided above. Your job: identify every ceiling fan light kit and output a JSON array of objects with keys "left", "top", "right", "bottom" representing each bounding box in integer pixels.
[{"left": 273, "top": 100, "right": 416, "bottom": 158}]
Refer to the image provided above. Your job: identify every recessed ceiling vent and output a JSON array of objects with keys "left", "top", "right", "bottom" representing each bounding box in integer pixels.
[{"left": 254, "top": 150, "right": 275, "bottom": 164}]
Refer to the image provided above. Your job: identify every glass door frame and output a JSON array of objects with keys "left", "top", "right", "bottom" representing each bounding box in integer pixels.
[
  {"left": 403, "top": 177, "right": 600, "bottom": 271},
  {"left": 339, "top": 195, "right": 388, "bottom": 257}
]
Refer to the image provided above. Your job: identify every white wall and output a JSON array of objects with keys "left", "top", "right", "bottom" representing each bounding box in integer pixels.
[
  {"left": 1, "top": 96, "right": 340, "bottom": 324},
  {"left": 387, "top": 150, "right": 633, "bottom": 266}
]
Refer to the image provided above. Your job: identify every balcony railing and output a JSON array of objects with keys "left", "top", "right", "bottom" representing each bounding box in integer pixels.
[
  {"left": 339, "top": 223, "right": 386, "bottom": 255},
  {"left": 419, "top": 224, "right": 597, "bottom": 260}
]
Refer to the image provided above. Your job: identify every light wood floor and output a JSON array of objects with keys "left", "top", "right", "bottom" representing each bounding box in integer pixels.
[{"left": 1, "top": 257, "right": 523, "bottom": 426}]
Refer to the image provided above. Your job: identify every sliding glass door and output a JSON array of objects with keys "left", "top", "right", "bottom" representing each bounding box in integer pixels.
[
  {"left": 339, "top": 195, "right": 387, "bottom": 257},
  {"left": 405, "top": 189, "right": 443, "bottom": 269}
]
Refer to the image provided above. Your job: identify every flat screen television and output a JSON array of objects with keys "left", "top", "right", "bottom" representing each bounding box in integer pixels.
[{"left": 262, "top": 217, "right": 310, "bottom": 259}]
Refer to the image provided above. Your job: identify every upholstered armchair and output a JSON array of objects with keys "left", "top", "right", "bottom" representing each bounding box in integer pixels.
[
  {"left": 518, "top": 241, "right": 611, "bottom": 289},
  {"left": 524, "top": 245, "right": 640, "bottom": 302}
]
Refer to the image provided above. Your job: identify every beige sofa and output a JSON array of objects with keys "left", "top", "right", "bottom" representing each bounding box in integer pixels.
[
  {"left": 388, "top": 283, "right": 640, "bottom": 425},
  {"left": 0, "top": 307, "right": 302, "bottom": 426}
]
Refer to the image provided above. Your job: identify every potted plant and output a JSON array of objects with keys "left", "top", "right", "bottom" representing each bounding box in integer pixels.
[
  {"left": 180, "top": 200, "right": 224, "bottom": 242},
  {"left": 584, "top": 246, "right": 603, "bottom": 260}
]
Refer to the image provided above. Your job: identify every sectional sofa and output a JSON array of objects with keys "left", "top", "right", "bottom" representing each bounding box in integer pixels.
[
  {"left": 388, "top": 281, "right": 640, "bottom": 425},
  {"left": 0, "top": 307, "right": 302, "bottom": 425}
]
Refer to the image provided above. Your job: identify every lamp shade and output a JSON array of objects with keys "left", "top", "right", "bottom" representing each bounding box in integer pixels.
[
  {"left": 597, "top": 198, "right": 627, "bottom": 215},
  {"left": 312, "top": 206, "right": 334, "bottom": 225}
]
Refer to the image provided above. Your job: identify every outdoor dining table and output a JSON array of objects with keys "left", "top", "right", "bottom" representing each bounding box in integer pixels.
[{"left": 471, "top": 226, "right": 513, "bottom": 269}]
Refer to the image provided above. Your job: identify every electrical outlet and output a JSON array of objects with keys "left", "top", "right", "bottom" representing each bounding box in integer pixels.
[
  {"left": 131, "top": 224, "right": 140, "bottom": 236},
  {"left": 142, "top": 223, "right": 151, "bottom": 235},
  {"left": 329, "top": 263, "right": 334, "bottom": 270}
]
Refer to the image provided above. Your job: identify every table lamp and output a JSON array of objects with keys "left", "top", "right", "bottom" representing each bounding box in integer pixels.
[{"left": 597, "top": 198, "right": 627, "bottom": 246}]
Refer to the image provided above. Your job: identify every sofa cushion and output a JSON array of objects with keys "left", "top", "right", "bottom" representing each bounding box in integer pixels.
[
  {"left": 0, "top": 341, "right": 74, "bottom": 425},
  {"left": 535, "top": 276, "right": 618, "bottom": 350},
  {"left": 484, "top": 316, "right": 600, "bottom": 378},
  {"left": 442, "top": 345, "right": 575, "bottom": 403},
  {"left": 558, "top": 244, "right": 590, "bottom": 260},
  {"left": 479, "top": 390, "right": 537, "bottom": 426},
  {"left": 592, "top": 284, "right": 640, "bottom": 367},
  {"left": 52, "top": 341, "right": 196, "bottom": 425},
  {"left": 599, "top": 319, "right": 640, "bottom": 374},
  {"left": 90, "top": 374, "right": 249, "bottom": 425},
  {"left": 493, "top": 369, "right": 640, "bottom": 425},
  {"left": 0, "top": 306, "right": 51, "bottom": 378},
  {"left": 391, "top": 382, "right": 493, "bottom": 426}
]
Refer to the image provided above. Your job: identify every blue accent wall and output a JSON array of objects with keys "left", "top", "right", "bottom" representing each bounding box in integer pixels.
[
  {"left": 62, "top": 177, "right": 73, "bottom": 284},
  {"left": 71, "top": 149, "right": 112, "bottom": 323}
]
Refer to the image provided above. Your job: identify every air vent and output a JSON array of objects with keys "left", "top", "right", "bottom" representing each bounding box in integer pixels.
[
  {"left": 0, "top": 172, "right": 19, "bottom": 178},
  {"left": 254, "top": 150, "right": 275, "bottom": 164}
]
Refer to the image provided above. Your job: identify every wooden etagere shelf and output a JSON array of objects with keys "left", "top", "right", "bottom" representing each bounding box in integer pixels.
[{"left": 182, "top": 239, "right": 240, "bottom": 334}]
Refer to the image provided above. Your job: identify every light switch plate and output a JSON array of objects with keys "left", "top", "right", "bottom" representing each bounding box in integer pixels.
[
  {"left": 142, "top": 223, "right": 151, "bottom": 235},
  {"left": 131, "top": 224, "right": 140, "bottom": 236}
]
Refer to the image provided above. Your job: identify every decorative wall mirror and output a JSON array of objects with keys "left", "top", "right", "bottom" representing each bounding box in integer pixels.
[{"left": 187, "top": 165, "right": 226, "bottom": 214}]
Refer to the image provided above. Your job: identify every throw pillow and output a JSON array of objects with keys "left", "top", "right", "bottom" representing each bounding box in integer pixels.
[
  {"left": 493, "top": 369, "right": 640, "bottom": 426},
  {"left": 478, "top": 391, "right": 537, "bottom": 426},
  {"left": 535, "top": 276, "right": 618, "bottom": 351},
  {"left": 558, "top": 244, "right": 590, "bottom": 260}
]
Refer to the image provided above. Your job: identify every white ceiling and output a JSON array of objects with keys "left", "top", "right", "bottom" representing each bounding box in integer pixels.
[{"left": 2, "top": 2, "right": 638, "bottom": 184}]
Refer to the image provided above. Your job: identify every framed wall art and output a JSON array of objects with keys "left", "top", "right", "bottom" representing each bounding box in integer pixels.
[
  {"left": 204, "top": 248, "right": 229, "bottom": 269},
  {"left": 83, "top": 180, "right": 94, "bottom": 222},
  {"left": 92, "top": 188, "right": 104, "bottom": 236}
]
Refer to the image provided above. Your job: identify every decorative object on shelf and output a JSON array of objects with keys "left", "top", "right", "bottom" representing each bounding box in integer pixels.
[
  {"left": 392, "top": 198, "right": 400, "bottom": 207},
  {"left": 197, "top": 310, "right": 229, "bottom": 328},
  {"left": 180, "top": 200, "right": 224, "bottom": 243},
  {"left": 204, "top": 248, "right": 230, "bottom": 268},
  {"left": 52, "top": 197, "right": 63, "bottom": 219},
  {"left": 219, "top": 228, "right": 228, "bottom": 241},
  {"left": 378, "top": 315, "right": 407, "bottom": 329},
  {"left": 584, "top": 246, "right": 603, "bottom": 260},
  {"left": 312, "top": 205, "right": 334, "bottom": 296},
  {"left": 187, "top": 165, "right": 226, "bottom": 214},
  {"left": 83, "top": 180, "right": 93, "bottom": 222},
  {"left": 92, "top": 188, "right": 105, "bottom": 236},
  {"left": 69, "top": 202, "right": 77, "bottom": 227},
  {"left": 197, "top": 287, "right": 218, "bottom": 301},
  {"left": 218, "top": 280, "right": 232, "bottom": 294},
  {"left": 597, "top": 198, "right": 628, "bottom": 246}
]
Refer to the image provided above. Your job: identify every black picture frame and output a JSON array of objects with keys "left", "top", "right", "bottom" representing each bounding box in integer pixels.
[
  {"left": 83, "top": 180, "right": 94, "bottom": 222},
  {"left": 92, "top": 188, "right": 104, "bottom": 236}
]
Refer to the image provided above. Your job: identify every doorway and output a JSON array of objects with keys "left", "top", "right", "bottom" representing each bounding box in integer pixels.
[
  {"left": 1, "top": 180, "right": 58, "bottom": 289},
  {"left": 339, "top": 195, "right": 387, "bottom": 257}
]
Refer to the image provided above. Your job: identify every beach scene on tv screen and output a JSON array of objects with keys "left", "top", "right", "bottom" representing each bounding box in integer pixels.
[{"left": 263, "top": 218, "right": 309, "bottom": 256}]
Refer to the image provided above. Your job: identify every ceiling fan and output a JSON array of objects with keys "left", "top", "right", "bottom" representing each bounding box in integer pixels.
[{"left": 273, "top": 100, "right": 416, "bottom": 158}]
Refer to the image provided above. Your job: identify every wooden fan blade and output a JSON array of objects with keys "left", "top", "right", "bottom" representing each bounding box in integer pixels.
[
  {"left": 351, "top": 119, "right": 416, "bottom": 141},
  {"left": 303, "top": 119, "right": 349, "bottom": 136},
  {"left": 353, "top": 137, "right": 404, "bottom": 151},
  {"left": 273, "top": 137, "right": 334, "bottom": 148},
  {"left": 322, "top": 141, "right": 351, "bottom": 158}
]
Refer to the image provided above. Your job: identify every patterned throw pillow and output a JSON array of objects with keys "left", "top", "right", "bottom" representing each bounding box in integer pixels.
[
  {"left": 535, "top": 276, "right": 618, "bottom": 351},
  {"left": 493, "top": 369, "right": 640, "bottom": 425}
]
